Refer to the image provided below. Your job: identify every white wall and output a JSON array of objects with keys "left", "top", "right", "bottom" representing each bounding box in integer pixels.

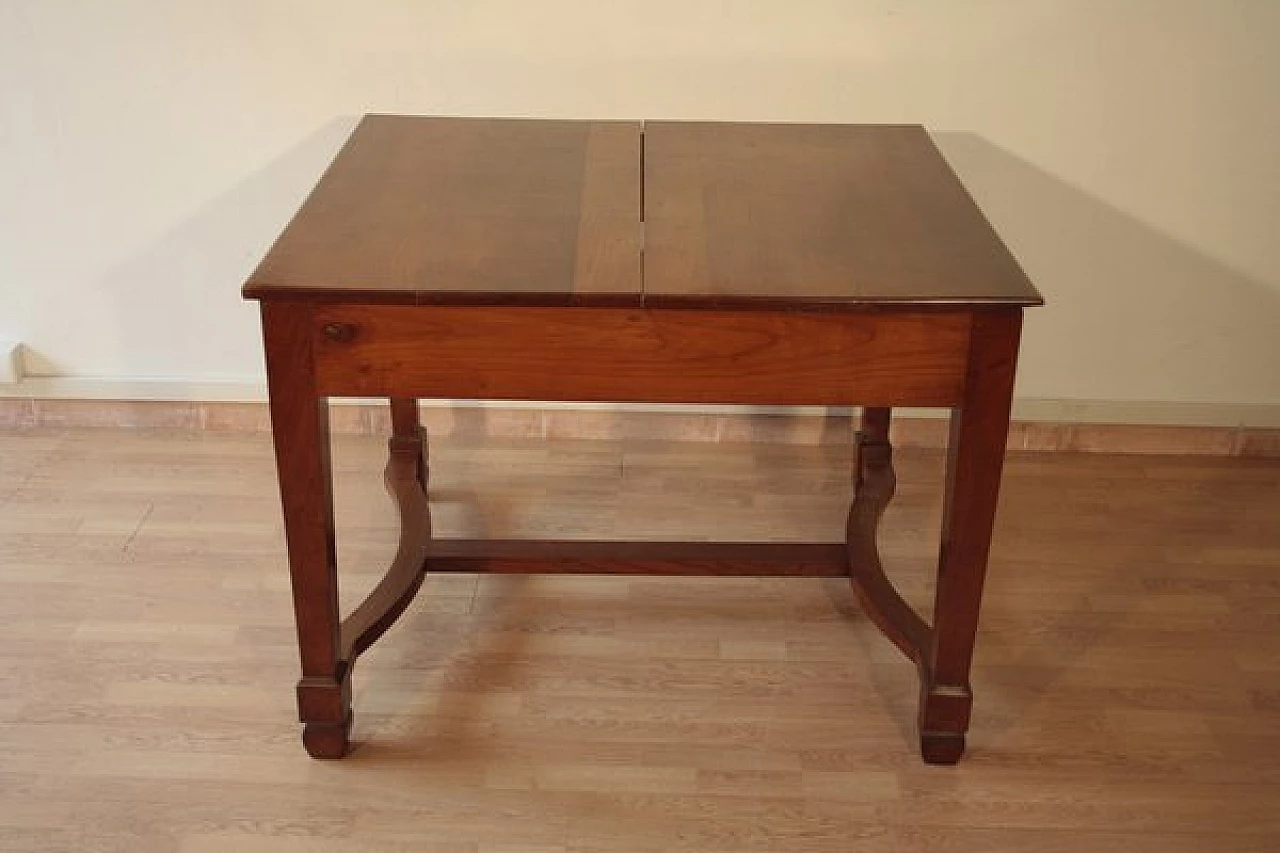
[{"left": 2, "top": 1, "right": 1278, "bottom": 417}]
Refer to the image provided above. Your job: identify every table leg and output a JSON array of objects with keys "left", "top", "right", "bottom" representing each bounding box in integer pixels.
[
  {"left": 389, "top": 397, "right": 428, "bottom": 490},
  {"left": 919, "top": 310, "right": 1022, "bottom": 764},
  {"left": 261, "top": 302, "right": 351, "bottom": 758}
]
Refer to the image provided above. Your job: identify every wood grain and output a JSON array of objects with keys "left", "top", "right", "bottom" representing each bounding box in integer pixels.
[
  {"left": 338, "top": 424, "right": 431, "bottom": 663},
  {"left": 846, "top": 407, "right": 933, "bottom": 667},
  {"left": 239, "top": 115, "right": 1043, "bottom": 768},
  {"left": 10, "top": 400, "right": 1278, "bottom": 458},
  {"left": 425, "top": 539, "right": 849, "bottom": 576},
  {"left": 920, "top": 309, "right": 1024, "bottom": 763},
  {"left": 259, "top": 301, "right": 351, "bottom": 758},
  {"left": 243, "top": 115, "right": 1041, "bottom": 311},
  {"left": 310, "top": 305, "right": 972, "bottom": 407},
  {"left": 2, "top": 428, "right": 1278, "bottom": 850},
  {"left": 244, "top": 116, "right": 641, "bottom": 305},
  {"left": 643, "top": 121, "right": 1043, "bottom": 309}
]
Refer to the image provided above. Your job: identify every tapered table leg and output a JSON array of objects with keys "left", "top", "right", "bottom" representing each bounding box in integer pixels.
[
  {"left": 261, "top": 302, "right": 351, "bottom": 758},
  {"left": 919, "top": 310, "right": 1022, "bottom": 764}
]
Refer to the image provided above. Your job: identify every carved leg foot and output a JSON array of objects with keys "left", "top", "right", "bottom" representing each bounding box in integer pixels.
[
  {"left": 303, "top": 713, "right": 353, "bottom": 759},
  {"left": 920, "top": 730, "right": 966, "bottom": 765},
  {"left": 918, "top": 678, "right": 973, "bottom": 765},
  {"left": 297, "top": 672, "right": 352, "bottom": 759}
]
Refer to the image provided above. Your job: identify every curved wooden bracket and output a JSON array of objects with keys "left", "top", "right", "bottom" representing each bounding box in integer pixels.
[
  {"left": 846, "top": 408, "right": 932, "bottom": 666},
  {"left": 339, "top": 422, "right": 432, "bottom": 663}
]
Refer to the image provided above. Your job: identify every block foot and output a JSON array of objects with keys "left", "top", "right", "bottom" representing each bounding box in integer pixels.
[
  {"left": 302, "top": 713, "right": 352, "bottom": 759},
  {"left": 920, "top": 731, "right": 965, "bottom": 765}
]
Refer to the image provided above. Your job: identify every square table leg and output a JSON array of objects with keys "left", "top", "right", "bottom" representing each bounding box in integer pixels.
[
  {"left": 261, "top": 302, "right": 351, "bottom": 758},
  {"left": 389, "top": 397, "right": 428, "bottom": 489},
  {"left": 919, "top": 309, "right": 1022, "bottom": 764}
]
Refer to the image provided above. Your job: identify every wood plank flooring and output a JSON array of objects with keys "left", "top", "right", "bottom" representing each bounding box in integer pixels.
[{"left": 1, "top": 427, "right": 1278, "bottom": 851}]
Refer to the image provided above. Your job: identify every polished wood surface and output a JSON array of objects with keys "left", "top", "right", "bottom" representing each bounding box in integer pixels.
[
  {"left": 243, "top": 116, "right": 1042, "bottom": 309},
  {"left": 425, "top": 540, "right": 850, "bottom": 576},
  {"left": 339, "top": 400, "right": 430, "bottom": 664},
  {"left": 244, "top": 116, "right": 1040, "bottom": 763},
  {"left": 310, "top": 304, "right": 972, "bottom": 406},
  {"left": 266, "top": 306, "right": 1019, "bottom": 763},
  {"left": 643, "top": 122, "right": 1043, "bottom": 309},
  {"left": 244, "top": 116, "right": 642, "bottom": 305},
  {"left": 920, "top": 310, "right": 1023, "bottom": 763},
  {"left": 260, "top": 302, "right": 350, "bottom": 758},
  {"left": 3, "top": 428, "right": 1279, "bottom": 851}
]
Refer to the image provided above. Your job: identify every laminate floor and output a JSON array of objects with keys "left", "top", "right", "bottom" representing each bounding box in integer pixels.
[{"left": 1, "top": 427, "right": 1278, "bottom": 852}]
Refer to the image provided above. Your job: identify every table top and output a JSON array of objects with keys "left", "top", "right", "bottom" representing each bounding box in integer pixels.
[{"left": 244, "top": 115, "right": 1041, "bottom": 310}]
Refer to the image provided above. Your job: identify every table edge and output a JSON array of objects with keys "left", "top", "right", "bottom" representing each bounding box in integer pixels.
[{"left": 242, "top": 285, "right": 1042, "bottom": 310}]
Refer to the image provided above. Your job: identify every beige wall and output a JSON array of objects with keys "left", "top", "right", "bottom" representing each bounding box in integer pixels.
[{"left": 2, "top": 1, "right": 1278, "bottom": 418}]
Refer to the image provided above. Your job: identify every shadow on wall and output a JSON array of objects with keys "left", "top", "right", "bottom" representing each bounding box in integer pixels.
[
  {"left": 97, "top": 120, "right": 1280, "bottom": 407},
  {"left": 101, "top": 117, "right": 360, "bottom": 381},
  {"left": 934, "top": 132, "right": 1280, "bottom": 407}
]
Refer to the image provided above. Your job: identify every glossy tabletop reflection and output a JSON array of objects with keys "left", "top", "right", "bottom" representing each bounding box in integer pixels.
[{"left": 244, "top": 115, "right": 1042, "bottom": 310}]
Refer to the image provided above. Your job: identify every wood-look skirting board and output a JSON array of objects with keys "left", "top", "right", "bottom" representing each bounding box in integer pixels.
[{"left": 1, "top": 396, "right": 1277, "bottom": 457}]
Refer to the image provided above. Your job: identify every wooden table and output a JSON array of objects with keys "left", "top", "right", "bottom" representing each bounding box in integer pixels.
[{"left": 243, "top": 116, "right": 1042, "bottom": 765}]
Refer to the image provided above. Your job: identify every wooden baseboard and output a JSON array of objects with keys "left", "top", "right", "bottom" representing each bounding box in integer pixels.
[{"left": 1, "top": 398, "right": 1277, "bottom": 457}]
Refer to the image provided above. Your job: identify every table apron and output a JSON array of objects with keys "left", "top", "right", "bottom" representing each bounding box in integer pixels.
[{"left": 309, "top": 305, "right": 973, "bottom": 407}]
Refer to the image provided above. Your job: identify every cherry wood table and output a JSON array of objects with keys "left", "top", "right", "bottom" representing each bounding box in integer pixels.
[{"left": 243, "top": 115, "right": 1042, "bottom": 764}]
